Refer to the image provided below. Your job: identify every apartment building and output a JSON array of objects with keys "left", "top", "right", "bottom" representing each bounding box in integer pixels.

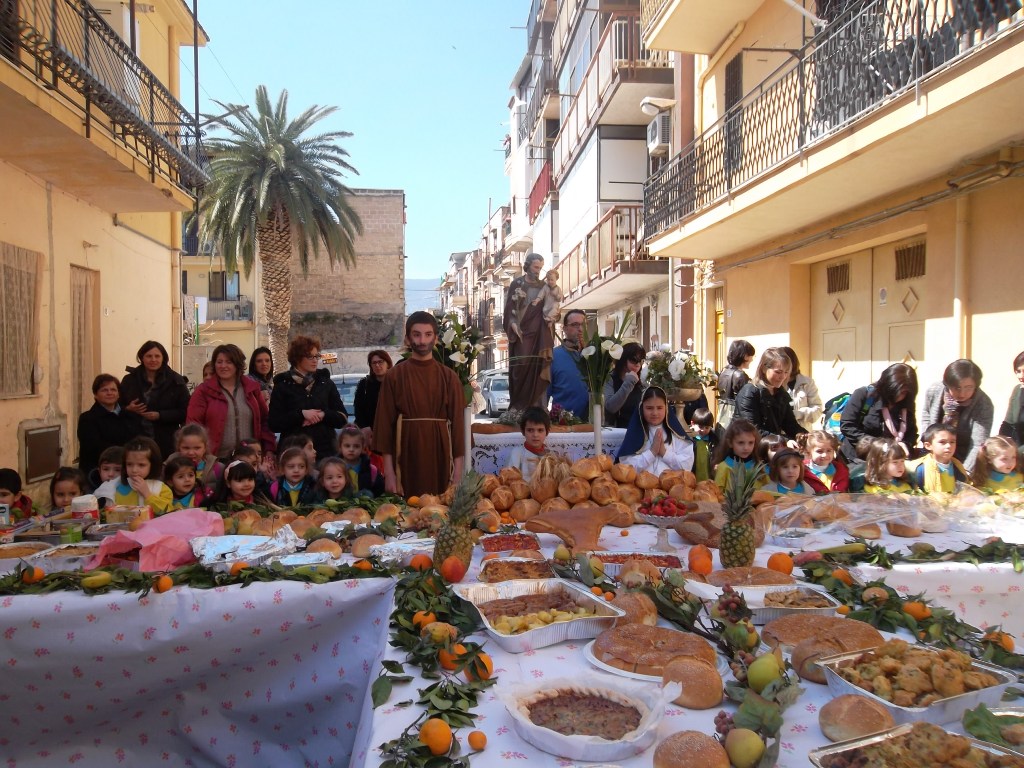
[
  {"left": 642, "top": 0, "right": 1024, "bottom": 404},
  {"left": 0, "top": 0, "right": 207, "bottom": 479}
]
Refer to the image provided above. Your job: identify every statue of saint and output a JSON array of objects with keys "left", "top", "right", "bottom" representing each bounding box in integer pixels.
[{"left": 503, "top": 253, "right": 553, "bottom": 411}]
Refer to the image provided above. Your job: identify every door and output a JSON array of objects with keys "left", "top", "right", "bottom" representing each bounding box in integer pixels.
[
  {"left": 71, "top": 266, "right": 100, "bottom": 462},
  {"left": 870, "top": 237, "right": 929, "bottom": 383},
  {"left": 810, "top": 251, "right": 872, "bottom": 403}
]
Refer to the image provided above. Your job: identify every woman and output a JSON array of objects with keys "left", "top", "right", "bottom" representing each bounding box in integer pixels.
[
  {"left": 999, "top": 351, "right": 1024, "bottom": 443},
  {"left": 247, "top": 346, "right": 275, "bottom": 405},
  {"left": 734, "top": 347, "right": 807, "bottom": 443},
  {"left": 77, "top": 374, "right": 140, "bottom": 481},
  {"left": 187, "top": 344, "right": 277, "bottom": 461},
  {"left": 839, "top": 363, "right": 919, "bottom": 463},
  {"left": 603, "top": 342, "right": 646, "bottom": 429},
  {"left": 354, "top": 350, "right": 393, "bottom": 439},
  {"left": 120, "top": 340, "right": 191, "bottom": 461},
  {"left": 269, "top": 335, "right": 349, "bottom": 460},
  {"left": 921, "top": 359, "right": 994, "bottom": 472},
  {"left": 716, "top": 339, "right": 755, "bottom": 429},
  {"left": 781, "top": 347, "right": 823, "bottom": 431}
]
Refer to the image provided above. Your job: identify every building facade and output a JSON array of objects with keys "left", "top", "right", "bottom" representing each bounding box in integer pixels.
[
  {"left": 0, "top": 0, "right": 206, "bottom": 482},
  {"left": 642, "top": 0, "right": 1024, "bottom": 408}
]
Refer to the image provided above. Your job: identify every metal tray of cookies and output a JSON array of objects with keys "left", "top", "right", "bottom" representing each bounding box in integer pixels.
[
  {"left": 808, "top": 722, "right": 1024, "bottom": 767},
  {"left": 452, "top": 578, "right": 624, "bottom": 654},
  {"left": 749, "top": 585, "right": 843, "bottom": 625},
  {"left": 820, "top": 645, "right": 1017, "bottom": 725}
]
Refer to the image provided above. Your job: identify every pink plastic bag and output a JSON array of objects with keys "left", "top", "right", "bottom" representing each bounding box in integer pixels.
[{"left": 86, "top": 508, "right": 225, "bottom": 572}]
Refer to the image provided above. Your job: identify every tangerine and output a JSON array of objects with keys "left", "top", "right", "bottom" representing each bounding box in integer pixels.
[
  {"left": 439, "top": 555, "right": 468, "bottom": 583},
  {"left": 902, "top": 601, "right": 932, "bottom": 621},
  {"left": 688, "top": 544, "right": 713, "bottom": 568},
  {"left": 603, "top": 591, "right": 615, "bottom": 601},
  {"left": 836, "top": 605, "right": 851, "bottom": 615},
  {"left": 467, "top": 730, "right": 487, "bottom": 751},
  {"left": 407, "top": 496, "right": 422, "bottom": 508},
  {"left": 21, "top": 566, "right": 44, "bottom": 584},
  {"left": 412, "top": 610, "right": 437, "bottom": 630},
  {"left": 590, "top": 585, "right": 604, "bottom": 596},
  {"left": 464, "top": 651, "right": 494, "bottom": 682},
  {"left": 408, "top": 554, "right": 433, "bottom": 572},
  {"left": 983, "top": 631, "right": 1016, "bottom": 653},
  {"left": 766, "top": 552, "right": 794, "bottom": 575},
  {"left": 229, "top": 561, "right": 250, "bottom": 577},
  {"left": 689, "top": 556, "right": 713, "bottom": 576},
  {"left": 418, "top": 717, "right": 453, "bottom": 756},
  {"left": 353, "top": 559, "right": 373, "bottom": 571},
  {"left": 154, "top": 574, "right": 174, "bottom": 593},
  {"left": 438, "top": 643, "right": 467, "bottom": 671},
  {"left": 831, "top": 568, "right": 854, "bottom": 586},
  {"left": 620, "top": 529, "right": 629, "bottom": 537}
]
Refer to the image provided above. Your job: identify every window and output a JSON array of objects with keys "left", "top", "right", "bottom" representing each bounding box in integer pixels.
[
  {"left": 826, "top": 261, "right": 851, "bottom": 293},
  {"left": 0, "top": 243, "right": 40, "bottom": 397},
  {"left": 895, "top": 241, "right": 926, "bottom": 281},
  {"left": 209, "top": 270, "right": 239, "bottom": 301}
]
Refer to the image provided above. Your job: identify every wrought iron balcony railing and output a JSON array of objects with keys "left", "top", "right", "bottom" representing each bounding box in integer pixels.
[
  {"left": 1, "top": 0, "right": 208, "bottom": 195},
  {"left": 643, "top": 0, "right": 1024, "bottom": 240},
  {"left": 553, "top": 205, "right": 653, "bottom": 299}
]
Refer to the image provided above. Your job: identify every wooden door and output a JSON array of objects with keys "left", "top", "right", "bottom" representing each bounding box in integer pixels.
[
  {"left": 810, "top": 251, "right": 872, "bottom": 403},
  {"left": 870, "top": 237, "right": 928, "bottom": 383}
]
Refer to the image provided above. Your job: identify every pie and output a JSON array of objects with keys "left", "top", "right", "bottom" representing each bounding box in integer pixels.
[
  {"left": 592, "top": 623, "right": 716, "bottom": 676},
  {"left": 518, "top": 686, "right": 645, "bottom": 740},
  {"left": 478, "top": 558, "right": 554, "bottom": 583},
  {"left": 705, "top": 566, "right": 795, "bottom": 587}
]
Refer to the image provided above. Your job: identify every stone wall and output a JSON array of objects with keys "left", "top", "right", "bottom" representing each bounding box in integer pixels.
[{"left": 289, "top": 189, "right": 406, "bottom": 348}]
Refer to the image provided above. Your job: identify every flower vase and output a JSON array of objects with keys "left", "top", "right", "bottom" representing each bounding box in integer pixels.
[
  {"left": 664, "top": 386, "right": 703, "bottom": 431},
  {"left": 592, "top": 398, "right": 603, "bottom": 455}
]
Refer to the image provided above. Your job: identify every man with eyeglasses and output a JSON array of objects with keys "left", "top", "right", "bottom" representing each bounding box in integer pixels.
[{"left": 548, "top": 309, "right": 590, "bottom": 419}]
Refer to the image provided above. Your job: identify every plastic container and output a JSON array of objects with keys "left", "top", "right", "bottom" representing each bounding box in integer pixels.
[{"left": 70, "top": 495, "right": 100, "bottom": 522}]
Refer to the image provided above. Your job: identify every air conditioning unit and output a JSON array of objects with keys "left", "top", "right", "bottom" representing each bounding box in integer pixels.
[{"left": 646, "top": 113, "right": 671, "bottom": 156}]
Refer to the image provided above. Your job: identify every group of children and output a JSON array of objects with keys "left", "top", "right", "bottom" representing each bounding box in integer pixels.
[
  {"left": 0, "top": 423, "right": 387, "bottom": 521},
  {"left": 505, "top": 384, "right": 1023, "bottom": 499}
]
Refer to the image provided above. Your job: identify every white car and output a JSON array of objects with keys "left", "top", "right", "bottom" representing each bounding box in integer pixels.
[{"left": 481, "top": 374, "right": 510, "bottom": 417}]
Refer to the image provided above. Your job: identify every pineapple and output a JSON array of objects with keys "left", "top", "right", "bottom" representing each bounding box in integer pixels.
[
  {"left": 432, "top": 471, "right": 485, "bottom": 575},
  {"left": 719, "top": 462, "right": 766, "bottom": 568}
]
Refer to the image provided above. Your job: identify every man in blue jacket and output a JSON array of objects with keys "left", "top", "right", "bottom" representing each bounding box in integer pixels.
[{"left": 548, "top": 308, "right": 589, "bottom": 418}]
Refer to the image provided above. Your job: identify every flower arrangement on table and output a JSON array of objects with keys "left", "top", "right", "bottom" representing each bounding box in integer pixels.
[
  {"left": 426, "top": 312, "right": 485, "bottom": 406},
  {"left": 641, "top": 345, "right": 717, "bottom": 397},
  {"left": 573, "top": 310, "right": 633, "bottom": 419},
  {"left": 550, "top": 403, "right": 584, "bottom": 426}
]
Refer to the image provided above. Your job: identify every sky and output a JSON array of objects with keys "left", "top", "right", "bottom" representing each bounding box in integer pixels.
[{"left": 180, "top": 1, "right": 526, "bottom": 282}]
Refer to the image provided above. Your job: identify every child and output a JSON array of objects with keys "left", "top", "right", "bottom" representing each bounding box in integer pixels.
[
  {"left": 713, "top": 418, "right": 760, "bottom": 491},
  {"left": 90, "top": 446, "right": 125, "bottom": 496},
  {"left": 532, "top": 269, "right": 564, "bottom": 324},
  {"left": 0, "top": 467, "right": 34, "bottom": 522},
  {"left": 278, "top": 434, "right": 318, "bottom": 481},
  {"left": 173, "top": 423, "right": 222, "bottom": 493},
  {"left": 269, "top": 447, "right": 318, "bottom": 506},
  {"left": 615, "top": 387, "right": 694, "bottom": 474},
  {"left": 337, "top": 425, "right": 384, "bottom": 498},
  {"left": 233, "top": 444, "right": 271, "bottom": 499},
  {"left": 799, "top": 430, "right": 850, "bottom": 494},
  {"left": 689, "top": 408, "right": 718, "bottom": 483},
  {"left": 506, "top": 407, "right": 552, "bottom": 483},
  {"left": 94, "top": 437, "right": 173, "bottom": 514},
  {"left": 49, "top": 466, "right": 87, "bottom": 518},
  {"left": 863, "top": 437, "right": 915, "bottom": 494},
  {"left": 756, "top": 434, "right": 785, "bottom": 465},
  {"left": 210, "top": 460, "right": 259, "bottom": 506},
  {"left": 315, "top": 457, "right": 349, "bottom": 502},
  {"left": 972, "top": 436, "right": 1024, "bottom": 493},
  {"left": 765, "top": 449, "right": 813, "bottom": 495},
  {"left": 907, "top": 423, "right": 968, "bottom": 493},
  {"left": 164, "top": 455, "right": 206, "bottom": 510}
]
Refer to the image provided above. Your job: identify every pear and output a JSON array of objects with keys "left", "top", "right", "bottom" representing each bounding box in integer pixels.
[{"left": 724, "top": 728, "right": 765, "bottom": 768}]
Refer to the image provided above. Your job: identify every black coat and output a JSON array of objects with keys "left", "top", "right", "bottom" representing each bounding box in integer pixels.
[
  {"left": 119, "top": 365, "right": 191, "bottom": 461},
  {"left": 77, "top": 401, "right": 142, "bottom": 477},
  {"left": 354, "top": 374, "right": 383, "bottom": 429},
  {"left": 268, "top": 369, "right": 348, "bottom": 459},
  {"left": 734, "top": 382, "right": 807, "bottom": 441},
  {"left": 717, "top": 366, "right": 749, "bottom": 401},
  {"left": 839, "top": 385, "right": 918, "bottom": 462}
]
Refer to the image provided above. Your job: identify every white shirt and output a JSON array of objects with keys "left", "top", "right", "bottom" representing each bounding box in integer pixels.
[{"left": 618, "top": 425, "right": 694, "bottom": 476}]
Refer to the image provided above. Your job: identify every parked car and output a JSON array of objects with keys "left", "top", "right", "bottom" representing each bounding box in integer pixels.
[
  {"left": 329, "top": 373, "right": 366, "bottom": 421},
  {"left": 481, "top": 374, "right": 510, "bottom": 417}
]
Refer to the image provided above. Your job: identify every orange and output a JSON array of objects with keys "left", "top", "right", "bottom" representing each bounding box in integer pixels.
[
  {"left": 603, "top": 591, "right": 615, "bottom": 601},
  {"left": 766, "top": 552, "right": 794, "bottom": 575},
  {"left": 983, "top": 631, "right": 1016, "bottom": 653},
  {"left": 836, "top": 605, "right": 851, "bottom": 615},
  {"left": 689, "top": 556, "right": 713, "bottom": 577},
  {"left": 353, "top": 559, "right": 373, "bottom": 571},
  {"left": 412, "top": 610, "right": 437, "bottom": 630},
  {"left": 464, "top": 651, "right": 494, "bottom": 682},
  {"left": 21, "top": 566, "right": 44, "bottom": 585},
  {"left": 831, "top": 568, "right": 854, "bottom": 586},
  {"left": 439, "top": 556, "right": 468, "bottom": 584},
  {"left": 154, "top": 575, "right": 174, "bottom": 593},
  {"left": 230, "top": 561, "right": 250, "bottom": 577},
  {"left": 688, "top": 545, "right": 712, "bottom": 569},
  {"left": 902, "top": 601, "right": 932, "bottom": 621},
  {"left": 467, "top": 730, "right": 487, "bottom": 751},
  {"left": 407, "top": 496, "right": 421, "bottom": 508},
  {"left": 620, "top": 529, "right": 629, "bottom": 537},
  {"left": 408, "top": 554, "right": 433, "bottom": 571},
  {"left": 418, "top": 717, "right": 453, "bottom": 756},
  {"left": 591, "top": 585, "right": 604, "bottom": 596},
  {"left": 438, "top": 643, "right": 467, "bottom": 671}
]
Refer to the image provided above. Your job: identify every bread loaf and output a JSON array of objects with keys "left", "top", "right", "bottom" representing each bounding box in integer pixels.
[
  {"left": 480, "top": 474, "right": 501, "bottom": 497},
  {"left": 636, "top": 470, "right": 661, "bottom": 489},
  {"left": 819, "top": 694, "right": 895, "bottom": 742},
  {"left": 610, "top": 463, "right": 637, "bottom": 484},
  {"left": 571, "top": 457, "right": 602, "bottom": 480},
  {"left": 661, "top": 657, "right": 723, "bottom": 709},
  {"left": 653, "top": 731, "right": 729, "bottom": 768},
  {"left": 509, "top": 498, "right": 540, "bottom": 522},
  {"left": 611, "top": 592, "right": 658, "bottom": 626},
  {"left": 558, "top": 477, "right": 591, "bottom": 504},
  {"left": 592, "top": 624, "right": 716, "bottom": 676},
  {"left": 886, "top": 519, "right": 923, "bottom": 537}
]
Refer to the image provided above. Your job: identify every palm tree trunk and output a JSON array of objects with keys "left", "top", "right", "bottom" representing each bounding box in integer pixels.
[{"left": 256, "top": 215, "right": 294, "bottom": 369}]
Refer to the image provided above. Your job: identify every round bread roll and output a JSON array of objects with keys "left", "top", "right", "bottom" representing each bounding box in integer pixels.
[
  {"left": 662, "top": 656, "right": 723, "bottom": 709},
  {"left": 660, "top": 470, "right": 686, "bottom": 492},
  {"left": 289, "top": 517, "right": 317, "bottom": 536},
  {"left": 819, "top": 694, "right": 895, "bottom": 742},
  {"left": 596, "top": 453, "right": 613, "bottom": 471},
  {"left": 530, "top": 476, "right": 558, "bottom": 503},
  {"left": 619, "top": 558, "right": 663, "bottom": 585},
  {"left": 271, "top": 510, "right": 298, "bottom": 525},
  {"left": 508, "top": 479, "right": 531, "bottom": 501},
  {"left": 636, "top": 470, "right": 661, "bottom": 490},
  {"left": 558, "top": 477, "right": 591, "bottom": 504},
  {"left": 538, "top": 497, "right": 570, "bottom": 514},
  {"left": 373, "top": 502, "right": 401, "bottom": 523},
  {"left": 509, "top": 498, "right": 540, "bottom": 522},
  {"left": 790, "top": 636, "right": 844, "bottom": 683},
  {"left": 497, "top": 466, "right": 522, "bottom": 485},
  {"left": 306, "top": 507, "right": 334, "bottom": 526},
  {"left": 490, "top": 486, "right": 515, "bottom": 511},
  {"left": 669, "top": 483, "right": 694, "bottom": 502},
  {"left": 645, "top": 488, "right": 668, "bottom": 503},
  {"left": 338, "top": 507, "right": 372, "bottom": 525},
  {"left": 886, "top": 519, "right": 923, "bottom": 537},
  {"left": 618, "top": 483, "right": 643, "bottom": 505},
  {"left": 350, "top": 533, "right": 385, "bottom": 558},
  {"left": 602, "top": 500, "right": 634, "bottom": 527},
  {"left": 844, "top": 521, "right": 881, "bottom": 539},
  {"left": 480, "top": 474, "right": 501, "bottom": 497},
  {"left": 306, "top": 538, "right": 343, "bottom": 558},
  {"left": 252, "top": 518, "right": 275, "bottom": 536},
  {"left": 418, "top": 493, "right": 441, "bottom": 507},
  {"left": 571, "top": 457, "right": 602, "bottom": 480},
  {"left": 590, "top": 478, "right": 619, "bottom": 506},
  {"left": 610, "top": 463, "right": 637, "bottom": 484},
  {"left": 653, "top": 731, "right": 729, "bottom": 768},
  {"left": 611, "top": 592, "right": 658, "bottom": 626}
]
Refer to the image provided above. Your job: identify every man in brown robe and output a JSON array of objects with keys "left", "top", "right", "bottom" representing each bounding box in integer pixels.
[
  {"left": 504, "top": 253, "right": 552, "bottom": 411},
  {"left": 374, "top": 312, "right": 466, "bottom": 497}
]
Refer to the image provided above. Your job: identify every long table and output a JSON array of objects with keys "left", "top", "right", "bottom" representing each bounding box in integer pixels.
[
  {"left": 352, "top": 524, "right": 1024, "bottom": 766},
  {"left": 1, "top": 577, "right": 395, "bottom": 767},
  {"left": 470, "top": 427, "right": 627, "bottom": 475}
]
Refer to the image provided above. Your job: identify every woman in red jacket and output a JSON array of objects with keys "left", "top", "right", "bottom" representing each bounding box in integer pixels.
[{"left": 187, "top": 344, "right": 277, "bottom": 463}]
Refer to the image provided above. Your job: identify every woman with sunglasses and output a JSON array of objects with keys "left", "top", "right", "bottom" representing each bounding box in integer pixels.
[{"left": 268, "top": 335, "right": 349, "bottom": 459}]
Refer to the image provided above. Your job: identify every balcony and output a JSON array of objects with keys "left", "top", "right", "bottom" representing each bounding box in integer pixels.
[
  {"left": 644, "top": 0, "right": 1024, "bottom": 261},
  {"left": 551, "top": 14, "right": 673, "bottom": 181},
  {"left": 554, "top": 205, "right": 669, "bottom": 310},
  {"left": 0, "top": 0, "right": 207, "bottom": 212},
  {"left": 641, "top": 0, "right": 765, "bottom": 54},
  {"left": 198, "top": 297, "right": 253, "bottom": 324},
  {"left": 522, "top": 54, "right": 558, "bottom": 143},
  {"left": 529, "top": 159, "right": 554, "bottom": 223}
]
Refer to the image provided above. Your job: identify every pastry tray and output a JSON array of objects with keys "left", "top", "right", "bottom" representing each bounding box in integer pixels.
[
  {"left": 0, "top": 541, "right": 55, "bottom": 573},
  {"left": 25, "top": 541, "right": 102, "bottom": 572},
  {"left": 748, "top": 585, "right": 843, "bottom": 625},
  {"left": 452, "top": 578, "right": 624, "bottom": 653},
  {"left": 819, "top": 646, "right": 1017, "bottom": 725},
  {"left": 808, "top": 722, "right": 1024, "bottom": 766},
  {"left": 582, "top": 551, "right": 683, "bottom": 580}
]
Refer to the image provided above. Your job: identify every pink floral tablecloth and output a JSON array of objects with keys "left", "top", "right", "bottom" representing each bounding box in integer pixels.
[{"left": 0, "top": 577, "right": 394, "bottom": 767}]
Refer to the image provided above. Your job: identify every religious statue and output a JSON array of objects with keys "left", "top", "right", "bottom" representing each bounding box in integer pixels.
[{"left": 503, "top": 253, "right": 553, "bottom": 411}]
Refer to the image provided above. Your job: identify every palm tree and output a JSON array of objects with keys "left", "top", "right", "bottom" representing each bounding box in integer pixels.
[{"left": 199, "top": 85, "right": 362, "bottom": 366}]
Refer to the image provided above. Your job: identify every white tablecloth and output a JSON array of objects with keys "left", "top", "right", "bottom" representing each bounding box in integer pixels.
[
  {"left": 1, "top": 577, "right": 395, "bottom": 767},
  {"left": 470, "top": 428, "right": 627, "bottom": 475}
]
